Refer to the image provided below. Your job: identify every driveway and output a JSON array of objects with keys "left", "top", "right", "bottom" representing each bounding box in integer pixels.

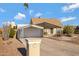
[{"left": 40, "top": 38, "right": 79, "bottom": 56}]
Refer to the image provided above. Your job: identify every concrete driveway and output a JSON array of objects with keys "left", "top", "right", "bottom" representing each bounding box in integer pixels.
[{"left": 40, "top": 38, "right": 79, "bottom": 56}]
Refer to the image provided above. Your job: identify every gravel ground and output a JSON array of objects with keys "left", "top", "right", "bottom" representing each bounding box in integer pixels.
[
  {"left": 0, "top": 36, "right": 79, "bottom": 56},
  {"left": 0, "top": 38, "right": 25, "bottom": 56},
  {"left": 40, "top": 38, "right": 79, "bottom": 56}
]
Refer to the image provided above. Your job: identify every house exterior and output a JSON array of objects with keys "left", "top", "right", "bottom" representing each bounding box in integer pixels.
[
  {"left": 2, "top": 18, "right": 62, "bottom": 40},
  {"left": 30, "top": 18, "right": 62, "bottom": 37}
]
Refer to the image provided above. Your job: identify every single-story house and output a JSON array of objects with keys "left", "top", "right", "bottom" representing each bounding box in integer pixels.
[
  {"left": 16, "top": 25, "right": 43, "bottom": 39},
  {"left": 16, "top": 18, "right": 62, "bottom": 39},
  {"left": 30, "top": 18, "right": 62, "bottom": 36}
]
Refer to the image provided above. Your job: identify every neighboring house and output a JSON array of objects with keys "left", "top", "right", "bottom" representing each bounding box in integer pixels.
[
  {"left": 2, "top": 22, "right": 9, "bottom": 40},
  {"left": 30, "top": 18, "right": 62, "bottom": 36}
]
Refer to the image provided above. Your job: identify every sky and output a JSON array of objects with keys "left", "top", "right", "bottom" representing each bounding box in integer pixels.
[{"left": 0, "top": 3, "right": 79, "bottom": 27}]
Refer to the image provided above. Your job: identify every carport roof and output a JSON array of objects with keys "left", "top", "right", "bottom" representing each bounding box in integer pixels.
[{"left": 24, "top": 25, "right": 44, "bottom": 29}]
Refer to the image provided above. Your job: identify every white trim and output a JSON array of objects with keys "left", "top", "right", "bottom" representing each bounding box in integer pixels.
[
  {"left": 27, "top": 41, "right": 41, "bottom": 44},
  {"left": 25, "top": 38, "right": 42, "bottom": 44}
]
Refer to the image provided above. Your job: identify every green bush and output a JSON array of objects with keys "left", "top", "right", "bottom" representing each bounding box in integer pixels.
[
  {"left": 63, "top": 26, "right": 74, "bottom": 36},
  {"left": 74, "top": 26, "right": 79, "bottom": 34},
  {"left": 9, "top": 28, "right": 16, "bottom": 38},
  {"left": 44, "top": 32, "right": 48, "bottom": 35},
  {"left": 0, "top": 29, "right": 2, "bottom": 34}
]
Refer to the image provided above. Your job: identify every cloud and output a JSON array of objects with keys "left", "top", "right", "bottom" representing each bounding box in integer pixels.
[
  {"left": 62, "top": 3, "right": 79, "bottom": 12},
  {"left": 14, "top": 13, "right": 25, "bottom": 20},
  {"left": 34, "top": 12, "right": 43, "bottom": 17},
  {"left": 61, "top": 17, "right": 76, "bottom": 22},
  {"left": 0, "top": 8, "right": 6, "bottom": 13}
]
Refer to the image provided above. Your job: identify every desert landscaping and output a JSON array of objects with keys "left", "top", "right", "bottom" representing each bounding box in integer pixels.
[{"left": 0, "top": 34, "right": 79, "bottom": 56}]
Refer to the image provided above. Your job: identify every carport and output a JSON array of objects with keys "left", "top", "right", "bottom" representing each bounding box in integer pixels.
[{"left": 16, "top": 25, "right": 43, "bottom": 39}]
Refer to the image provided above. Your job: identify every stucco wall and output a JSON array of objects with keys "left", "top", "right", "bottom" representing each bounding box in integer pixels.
[
  {"left": 53, "top": 28, "right": 57, "bottom": 35},
  {"left": 44, "top": 28, "right": 62, "bottom": 36}
]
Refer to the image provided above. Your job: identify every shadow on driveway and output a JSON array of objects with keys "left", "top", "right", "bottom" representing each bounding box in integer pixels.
[{"left": 18, "top": 48, "right": 27, "bottom": 56}]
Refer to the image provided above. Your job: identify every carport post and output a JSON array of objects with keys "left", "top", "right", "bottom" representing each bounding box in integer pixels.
[{"left": 26, "top": 38, "right": 41, "bottom": 56}]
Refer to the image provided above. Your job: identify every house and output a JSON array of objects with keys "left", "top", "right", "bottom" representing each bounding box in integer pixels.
[
  {"left": 16, "top": 24, "right": 43, "bottom": 39},
  {"left": 30, "top": 18, "right": 62, "bottom": 36}
]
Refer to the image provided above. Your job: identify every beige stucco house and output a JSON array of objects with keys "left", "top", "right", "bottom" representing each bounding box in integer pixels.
[
  {"left": 16, "top": 18, "right": 62, "bottom": 39},
  {"left": 30, "top": 18, "right": 62, "bottom": 37}
]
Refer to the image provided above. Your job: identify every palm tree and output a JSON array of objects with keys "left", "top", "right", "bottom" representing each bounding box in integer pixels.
[{"left": 24, "top": 3, "right": 28, "bottom": 9}]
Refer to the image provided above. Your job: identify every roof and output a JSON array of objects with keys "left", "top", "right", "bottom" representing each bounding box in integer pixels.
[{"left": 31, "top": 18, "right": 62, "bottom": 28}]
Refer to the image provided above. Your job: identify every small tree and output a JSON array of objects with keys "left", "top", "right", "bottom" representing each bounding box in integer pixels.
[
  {"left": 74, "top": 26, "right": 79, "bottom": 34},
  {"left": 9, "top": 28, "right": 16, "bottom": 38},
  {"left": 63, "top": 26, "right": 74, "bottom": 36}
]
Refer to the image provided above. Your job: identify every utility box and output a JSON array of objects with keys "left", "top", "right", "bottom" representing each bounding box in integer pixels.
[{"left": 26, "top": 38, "right": 41, "bottom": 56}]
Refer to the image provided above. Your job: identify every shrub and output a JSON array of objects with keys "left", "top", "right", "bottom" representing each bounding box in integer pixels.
[
  {"left": 63, "top": 26, "right": 74, "bottom": 36},
  {"left": 74, "top": 26, "right": 79, "bottom": 34},
  {"left": 44, "top": 32, "right": 48, "bottom": 35},
  {"left": 13, "top": 26, "right": 17, "bottom": 29},
  {"left": 0, "top": 29, "right": 2, "bottom": 34},
  {"left": 56, "top": 30, "right": 62, "bottom": 37},
  {"left": 9, "top": 28, "right": 16, "bottom": 38}
]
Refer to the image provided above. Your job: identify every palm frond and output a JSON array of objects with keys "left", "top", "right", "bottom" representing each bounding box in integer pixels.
[{"left": 24, "top": 3, "right": 28, "bottom": 8}]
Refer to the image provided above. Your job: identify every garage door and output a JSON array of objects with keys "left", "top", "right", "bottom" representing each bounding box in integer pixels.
[{"left": 24, "top": 28, "right": 43, "bottom": 37}]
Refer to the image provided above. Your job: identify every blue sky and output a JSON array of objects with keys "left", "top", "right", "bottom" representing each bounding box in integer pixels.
[{"left": 0, "top": 3, "right": 79, "bottom": 27}]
